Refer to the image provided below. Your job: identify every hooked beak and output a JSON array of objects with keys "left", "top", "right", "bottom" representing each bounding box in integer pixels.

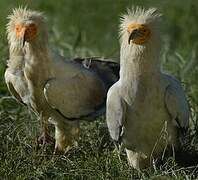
[
  {"left": 128, "top": 29, "right": 142, "bottom": 44},
  {"left": 15, "top": 23, "right": 37, "bottom": 47},
  {"left": 15, "top": 25, "right": 27, "bottom": 47},
  {"left": 22, "top": 34, "right": 26, "bottom": 47},
  {"left": 21, "top": 28, "right": 28, "bottom": 47}
]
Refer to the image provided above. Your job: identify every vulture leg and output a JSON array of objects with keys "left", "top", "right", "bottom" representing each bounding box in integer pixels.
[{"left": 37, "top": 116, "right": 55, "bottom": 145}]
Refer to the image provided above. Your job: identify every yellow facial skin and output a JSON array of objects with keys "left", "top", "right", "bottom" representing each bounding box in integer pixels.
[
  {"left": 15, "top": 23, "right": 37, "bottom": 42},
  {"left": 127, "top": 23, "right": 151, "bottom": 45}
]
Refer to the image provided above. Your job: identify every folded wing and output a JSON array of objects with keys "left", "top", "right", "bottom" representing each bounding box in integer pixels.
[
  {"left": 165, "top": 76, "right": 189, "bottom": 131},
  {"left": 44, "top": 71, "right": 106, "bottom": 120},
  {"left": 106, "top": 83, "right": 125, "bottom": 142}
]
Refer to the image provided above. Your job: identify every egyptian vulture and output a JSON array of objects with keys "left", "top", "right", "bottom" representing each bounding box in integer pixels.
[
  {"left": 106, "top": 7, "right": 189, "bottom": 169},
  {"left": 5, "top": 8, "right": 119, "bottom": 153}
]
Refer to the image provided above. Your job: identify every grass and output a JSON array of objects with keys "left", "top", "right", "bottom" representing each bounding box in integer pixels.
[
  {"left": 0, "top": 0, "right": 198, "bottom": 179},
  {"left": 0, "top": 99, "right": 198, "bottom": 179},
  {"left": 1, "top": 98, "right": 198, "bottom": 179}
]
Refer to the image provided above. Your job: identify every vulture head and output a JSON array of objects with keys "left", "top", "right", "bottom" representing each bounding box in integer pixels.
[
  {"left": 119, "top": 7, "right": 161, "bottom": 49},
  {"left": 7, "top": 7, "right": 48, "bottom": 48},
  {"left": 119, "top": 7, "right": 162, "bottom": 67}
]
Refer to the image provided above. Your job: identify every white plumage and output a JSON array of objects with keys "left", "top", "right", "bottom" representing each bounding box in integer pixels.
[
  {"left": 106, "top": 7, "right": 189, "bottom": 169},
  {"left": 5, "top": 8, "right": 119, "bottom": 153}
]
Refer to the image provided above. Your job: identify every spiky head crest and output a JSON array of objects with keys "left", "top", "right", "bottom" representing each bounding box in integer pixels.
[
  {"left": 119, "top": 7, "right": 162, "bottom": 44},
  {"left": 6, "top": 7, "right": 47, "bottom": 45}
]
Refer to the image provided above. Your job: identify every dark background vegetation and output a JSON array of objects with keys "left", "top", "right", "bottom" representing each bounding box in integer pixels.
[{"left": 0, "top": 0, "right": 198, "bottom": 179}]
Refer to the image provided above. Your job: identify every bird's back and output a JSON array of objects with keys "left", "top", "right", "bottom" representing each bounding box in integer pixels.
[
  {"left": 73, "top": 57, "right": 120, "bottom": 119},
  {"left": 48, "top": 52, "right": 120, "bottom": 120},
  {"left": 73, "top": 57, "right": 120, "bottom": 89}
]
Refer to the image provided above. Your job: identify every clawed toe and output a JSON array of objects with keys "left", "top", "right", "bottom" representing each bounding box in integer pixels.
[
  {"left": 53, "top": 144, "right": 72, "bottom": 155},
  {"left": 37, "top": 132, "right": 55, "bottom": 146}
]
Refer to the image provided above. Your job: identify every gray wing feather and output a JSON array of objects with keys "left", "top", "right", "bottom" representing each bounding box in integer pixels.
[
  {"left": 7, "top": 82, "right": 25, "bottom": 105},
  {"left": 4, "top": 69, "right": 26, "bottom": 105},
  {"left": 44, "top": 72, "right": 106, "bottom": 119},
  {"left": 106, "top": 83, "right": 125, "bottom": 141},
  {"left": 165, "top": 78, "right": 189, "bottom": 130},
  {"left": 73, "top": 57, "right": 119, "bottom": 89}
]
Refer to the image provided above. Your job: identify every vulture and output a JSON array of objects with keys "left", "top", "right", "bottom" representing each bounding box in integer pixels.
[
  {"left": 5, "top": 7, "right": 119, "bottom": 153},
  {"left": 106, "top": 7, "right": 189, "bottom": 170}
]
